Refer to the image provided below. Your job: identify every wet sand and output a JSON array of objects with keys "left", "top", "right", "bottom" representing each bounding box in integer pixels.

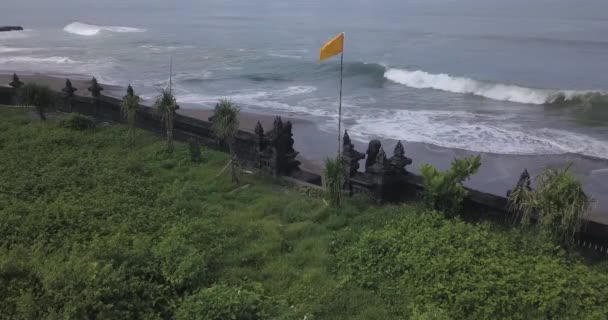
[{"left": 4, "top": 72, "right": 608, "bottom": 223}]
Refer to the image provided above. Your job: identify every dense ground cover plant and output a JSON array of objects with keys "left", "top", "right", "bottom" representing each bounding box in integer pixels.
[{"left": 1, "top": 107, "right": 607, "bottom": 319}]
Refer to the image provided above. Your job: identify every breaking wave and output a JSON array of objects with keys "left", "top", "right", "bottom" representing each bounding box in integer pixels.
[
  {"left": 384, "top": 68, "right": 608, "bottom": 107},
  {"left": 63, "top": 22, "right": 146, "bottom": 36}
]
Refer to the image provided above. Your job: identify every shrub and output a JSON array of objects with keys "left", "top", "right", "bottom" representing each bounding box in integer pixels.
[
  {"left": 154, "top": 89, "right": 177, "bottom": 152},
  {"left": 17, "top": 83, "right": 54, "bottom": 121},
  {"left": 324, "top": 157, "right": 343, "bottom": 208},
  {"left": 175, "top": 284, "right": 268, "bottom": 320},
  {"left": 121, "top": 89, "right": 140, "bottom": 139},
  {"left": 336, "top": 211, "right": 608, "bottom": 319},
  {"left": 188, "top": 138, "right": 203, "bottom": 163},
  {"left": 420, "top": 155, "right": 481, "bottom": 216},
  {"left": 509, "top": 166, "right": 592, "bottom": 247},
  {"left": 60, "top": 113, "right": 96, "bottom": 131}
]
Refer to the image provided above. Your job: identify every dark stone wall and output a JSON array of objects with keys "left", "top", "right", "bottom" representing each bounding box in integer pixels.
[{"left": 0, "top": 87, "right": 16, "bottom": 105}]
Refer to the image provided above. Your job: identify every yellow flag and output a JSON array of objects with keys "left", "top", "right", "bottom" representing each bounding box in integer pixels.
[{"left": 319, "top": 32, "right": 344, "bottom": 61}]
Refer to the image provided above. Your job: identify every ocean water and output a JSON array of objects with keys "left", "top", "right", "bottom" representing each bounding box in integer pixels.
[{"left": 2, "top": 0, "right": 608, "bottom": 159}]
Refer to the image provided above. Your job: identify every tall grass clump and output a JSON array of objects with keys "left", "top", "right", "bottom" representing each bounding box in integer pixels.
[
  {"left": 509, "top": 166, "right": 592, "bottom": 247},
  {"left": 420, "top": 155, "right": 481, "bottom": 216},
  {"left": 324, "top": 157, "right": 343, "bottom": 208},
  {"left": 155, "top": 88, "right": 177, "bottom": 152},
  {"left": 17, "top": 83, "right": 54, "bottom": 121},
  {"left": 121, "top": 85, "right": 140, "bottom": 140}
]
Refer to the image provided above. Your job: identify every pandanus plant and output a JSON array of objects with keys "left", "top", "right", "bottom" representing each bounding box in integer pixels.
[{"left": 154, "top": 88, "right": 177, "bottom": 152}]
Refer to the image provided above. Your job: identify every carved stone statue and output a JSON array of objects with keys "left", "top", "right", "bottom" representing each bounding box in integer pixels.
[
  {"left": 62, "top": 79, "right": 77, "bottom": 97},
  {"left": 370, "top": 146, "right": 388, "bottom": 174},
  {"left": 88, "top": 77, "right": 103, "bottom": 97},
  {"left": 9, "top": 73, "right": 23, "bottom": 88},
  {"left": 388, "top": 141, "right": 412, "bottom": 175},
  {"left": 365, "top": 140, "right": 382, "bottom": 173},
  {"left": 341, "top": 130, "right": 365, "bottom": 177}
]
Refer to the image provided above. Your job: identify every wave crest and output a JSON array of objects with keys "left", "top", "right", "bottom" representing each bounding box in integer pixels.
[
  {"left": 384, "top": 68, "right": 608, "bottom": 107},
  {"left": 63, "top": 22, "right": 146, "bottom": 36}
]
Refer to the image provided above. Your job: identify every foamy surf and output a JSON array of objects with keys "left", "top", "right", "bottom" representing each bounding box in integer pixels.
[
  {"left": 384, "top": 68, "right": 607, "bottom": 106},
  {"left": 0, "top": 56, "right": 77, "bottom": 64},
  {"left": 63, "top": 22, "right": 146, "bottom": 36}
]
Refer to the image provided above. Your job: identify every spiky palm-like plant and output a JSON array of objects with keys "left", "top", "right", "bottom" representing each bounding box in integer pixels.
[
  {"left": 210, "top": 99, "right": 240, "bottom": 154},
  {"left": 154, "top": 89, "right": 177, "bottom": 152},
  {"left": 121, "top": 86, "right": 140, "bottom": 140},
  {"left": 509, "top": 166, "right": 592, "bottom": 247},
  {"left": 324, "top": 157, "right": 343, "bottom": 208}
]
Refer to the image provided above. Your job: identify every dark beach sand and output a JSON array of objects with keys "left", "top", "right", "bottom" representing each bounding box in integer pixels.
[{"left": 4, "top": 72, "right": 608, "bottom": 223}]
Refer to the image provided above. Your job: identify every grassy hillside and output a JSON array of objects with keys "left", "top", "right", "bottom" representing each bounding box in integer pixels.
[{"left": 1, "top": 107, "right": 608, "bottom": 319}]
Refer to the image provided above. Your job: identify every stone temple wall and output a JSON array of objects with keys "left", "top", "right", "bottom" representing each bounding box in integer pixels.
[{"left": 2, "top": 79, "right": 608, "bottom": 253}]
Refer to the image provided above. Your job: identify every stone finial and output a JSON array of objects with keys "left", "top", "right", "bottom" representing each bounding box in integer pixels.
[
  {"left": 284, "top": 121, "right": 296, "bottom": 152},
  {"left": 9, "top": 73, "right": 23, "bottom": 88},
  {"left": 255, "top": 121, "right": 266, "bottom": 151},
  {"left": 87, "top": 77, "right": 103, "bottom": 97},
  {"left": 342, "top": 130, "right": 365, "bottom": 176},
  {"left": 126, "top": 84, "right": 135, "bottom": 97},
  {"left": 343, "top": 130, "right": 353, "bottom": 148},
  {"left": 273, "top": 116, "right": 284, "bottom": 134},
  {"left": 388, "top": 141, "right": 413, "bottom": 174},
  {"left": 365, "top": 140, "right": 382, "bottom": 173},
  {"left": 62, "top": 79, "right": 77, "bottom": 97}
]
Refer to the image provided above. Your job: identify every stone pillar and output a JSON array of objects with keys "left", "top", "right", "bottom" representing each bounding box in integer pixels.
[
  {"left": 260, "top": 117, "right": 301, "bottom": 176},
  {"left": 341, "top": 130, "right": 365, "bottom": 195},
  {"left": 88, "top": 77, "right": 103, "bottom": 117},
  {"left": 368, "top": 146, "right": 389, "bottom": 203},
  {"left": 62, "top": 79, "right": 77, "bottom": 113},
  {"left": 9, "top": 73, "right": 23, "bottom": 89}
]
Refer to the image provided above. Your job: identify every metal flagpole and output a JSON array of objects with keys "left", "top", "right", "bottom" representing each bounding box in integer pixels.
[{"left": 337, "top": 49, "right": 344, "bottom": 158}]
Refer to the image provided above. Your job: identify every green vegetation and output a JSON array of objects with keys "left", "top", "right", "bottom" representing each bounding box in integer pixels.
[
  {"left": 59, "top": 113, "right": 96, "bottom": 131},
  {"left": 324, "top": 157, "right": 343, "bottom": 208},
  {"left": 1, "top": 107, "right": 608, "bottom": 319},
  {"left": 17, "top": 83, "right": 54, "bottom": 121},
  {"left": 509, "top": 166, "right": 593, "bottom": 247},
  {"left": 154, "top": 88, "right": 177, "bottom": 152},
  {"left": 121, "top": 87, "right": 140, "bottom": 139},
  {"left": 210, "top": 98, "right": 240, "bottom": 153},
  {"left": 188, "top": 138, "right": 204, "bottom": 164},
  {"left": 420, "top": 155, "right": 482, "bottom": 216}
]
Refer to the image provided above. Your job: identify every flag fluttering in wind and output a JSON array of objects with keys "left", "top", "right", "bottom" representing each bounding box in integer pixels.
[
  {"left": 319, "top": 32, "right": 344, "bottom": 61},
  {"left": 319, "top": 32, "right": 346, "bottom": 157}
]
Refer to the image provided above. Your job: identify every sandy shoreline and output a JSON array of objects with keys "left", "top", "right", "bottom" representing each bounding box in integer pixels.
[{"left": 3, "top": 72, "right": 608, "bottom": 223}]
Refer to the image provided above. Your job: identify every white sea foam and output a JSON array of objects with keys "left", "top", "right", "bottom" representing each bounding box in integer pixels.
[
  {"left": 0, "top": 30, "right": 31, "bottom": 40},
  {"left": 345, "top": 108, "right": 608, "bottom": 159},
  {"left": 268, "top": 51, "right": 302, "bottom": 59},
  {"left": 384, "top": 68, "right": 603, "bottom": 105},
  {"left": 0, "top": 46, "right": 25, "bottom": 53},
  {"left": 63, "top": 22, "right": 146, "bottom": 36},
  {"left": 0, "top": 56, "right": 78, "bottom": 64}
]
